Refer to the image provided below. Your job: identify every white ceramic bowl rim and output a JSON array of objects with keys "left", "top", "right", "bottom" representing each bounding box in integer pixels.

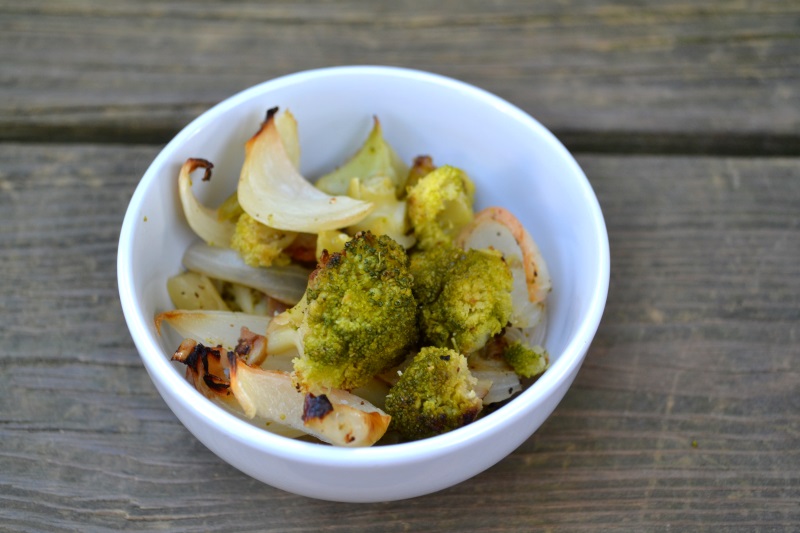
[{"left": 118, "top": 65, "right": 609, "bottom": 470}]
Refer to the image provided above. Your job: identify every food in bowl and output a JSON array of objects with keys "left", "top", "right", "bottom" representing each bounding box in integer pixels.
[
  {"left": 156, "top": 106, "right": 552, "bottom": 446},
  {"left": 118, "top": 66, "right": 609, "bottom": 501}
]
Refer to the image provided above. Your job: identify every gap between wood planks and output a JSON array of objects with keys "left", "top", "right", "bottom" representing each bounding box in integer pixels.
[{"left": 3, "top": 125, "right": 797, "bottom": 157}]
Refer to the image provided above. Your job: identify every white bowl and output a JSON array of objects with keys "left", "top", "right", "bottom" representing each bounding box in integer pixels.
[{"left": 117, "top": 66, "right": 609, "bottom": 502}]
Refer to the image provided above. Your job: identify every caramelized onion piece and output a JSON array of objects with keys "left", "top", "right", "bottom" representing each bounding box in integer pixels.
[
  {"left": 178, "top": 158, "right": 236, "bottom": 247},
  {"left": 301, "top": 395, "right": 391, "bottom": 447},
  {"left": 234, "top": 326, "right": 268, "bottom": 366},
  {"left": 228, "top": 359, "right": 390, "bottom": 447},
  {"left": 156, "top": 309, "right": 270, "bottom": 352},
  {"left": 237, "top": 107, "right": 374, "bottom": 232},
  {"left": 171, "top": 339, "right": 234, "bottom": 400},
  {"left": 171, "top": 339, "right": 304, "bottom": 438},
  {"left": 468, "top": 343, "right": 522, "bottom": 405}
]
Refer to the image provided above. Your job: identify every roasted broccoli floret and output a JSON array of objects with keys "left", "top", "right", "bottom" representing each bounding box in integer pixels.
[
  {"left": 406, "top": 165, "right": 475, "bottom": 250},
  {"left": 267, "top": 231, "right": 418, "bottom": 391},
  {"left": 409, "top": 245, "right": 513, "bottom": 354},
  {"left": 384, "top": 346, "right": 482, "bottom": 440},
  {"left": 503, "top": 341, "right": 548, "bottom": 378},
  {"left": 230, "top": 213, "right": 297, "bottom": 267},
  {"left": 408, "top": 245, "right": 462, "bottom": 306}
]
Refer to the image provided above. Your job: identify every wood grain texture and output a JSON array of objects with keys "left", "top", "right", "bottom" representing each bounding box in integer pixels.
[
  {"left": 2, "top": 1, "right": 798, "bottom": 530},
  {"left": 1, "top": 144, "right": 797, "bottom": 531},
  {"left": 1, "top": 0, "right": 799, "bottom": 154}
]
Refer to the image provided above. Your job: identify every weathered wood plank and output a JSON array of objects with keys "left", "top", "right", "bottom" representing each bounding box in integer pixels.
[
  {"left": 2, "top": 0, "right": 798, "bottom": 154},
  {"left": 0, "top": 144, "right": 797, "bottom": 530},
  {"left": 0, "top": 144, "right": 155, "bottom": 364}
]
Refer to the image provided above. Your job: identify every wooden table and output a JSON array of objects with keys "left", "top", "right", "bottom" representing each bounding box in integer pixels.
[{"left": 2, "top": 2, "right": 798, "bottom": 530}]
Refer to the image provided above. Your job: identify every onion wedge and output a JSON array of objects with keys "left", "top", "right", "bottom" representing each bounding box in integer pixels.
[
  {"left": 471, "top": 369, "right": 522, "bottom": 405},
  {"left": 468, "top": 352, "right": 522, "bottom": 405},
  {"left": 182, "top": 242, "right": 310, "bottom": 305},
  {"left": 172, "top": 338, "right": 237, "bottom": 402},
  {"left": 457, "top": 206, "right": 551, "bottom": 328},
  {"left": 156, "top": 309, "right": 269, "bottom": 351},
  {"left": 166, "top": 270, "right": 229, "bottom": 311},
  {"left": 237, "top": 107, "right": 374, "bottom": 233},
  {"left": 274, "top": 109, "right": 300, "bottom": 170},
  {"left": 170, "top": 339, "right": 304, "bottom": 438},
  {"left": 229, "top": 359, "right": 390, "bottom": 447},
  {"left": 315, "top": 116, "right": 409, "bottom": 196},
  {"left": 178, "top": 158, "right": 236, "bottom": 247},
  {"left": 157, "top": 310, "right": 294, "bottom": 367}
]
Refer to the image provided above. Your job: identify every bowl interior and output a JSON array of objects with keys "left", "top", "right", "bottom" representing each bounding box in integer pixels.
[{"left": 119, "top": 67, "right": 608, "bottom": 467}]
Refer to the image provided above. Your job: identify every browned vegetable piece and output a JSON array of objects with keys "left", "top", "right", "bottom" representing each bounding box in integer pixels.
[
  {"left": 404, "top": 154, "right": 436, "bottom": 192},
  {"left": 171, "top": 339, "right": 235, "bottom": 402},
  {"left": 228, "top": 358, "right": 391, "bottom": 447}
]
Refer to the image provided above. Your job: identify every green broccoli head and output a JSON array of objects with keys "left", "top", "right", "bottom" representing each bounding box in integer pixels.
[
  {"left": 406, "top": 165, "right": 475, "bottom": 250},
  {"left": 385, "top": 346, "right": 483, "bottom": 441},
  {"left": 407, "top": 245, "right": 463, "bottom": 306},
  {"left": 292, "top": 231, "right": 419, "bottom": 391},
  {"left": 503, "top": 341, "right": 549, "bottom": 379},
  {"left": 410, "top": 246, "right": 513, "bottom": 354},
  {"left": 230, "top": 212, "right": 296, "bottom": 267}
]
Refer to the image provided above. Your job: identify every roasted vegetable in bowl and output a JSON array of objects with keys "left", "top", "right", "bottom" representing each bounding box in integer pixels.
[
  {"left": 156, "top": 108, "right": 552, "bottom": 446},
  {"left": 385, "top": 346, "right": 482, "bottom": 441},
  {"left": 267, "top": 231, "right": 418, "bottom": 392}
]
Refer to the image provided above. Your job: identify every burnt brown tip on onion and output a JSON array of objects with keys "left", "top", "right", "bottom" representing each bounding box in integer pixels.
[
  {"left": 234, "top": 326, "right": 268, "bottom": 366},
  {"left": 302, "top": 393, "right": 334, "bottom": 422},
  {"left": 178, "top": 158, "right": 235, "bottom": 248},
  {"left": 300, "top": 401, "right": 390, "bottom": 446},
  {"left": 171, "top": 339, "right": 233, "bottom": 399},
  {"left": 227, "top": 357, "right": 391, "bottom": 446},
  {"left": 183, "top": 158, "right": 214, "bottom": 181}
]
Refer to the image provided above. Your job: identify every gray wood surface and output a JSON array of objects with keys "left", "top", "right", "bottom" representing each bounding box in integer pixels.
[
  {"left": 2, "top": 145, "right": 797, "bottom": 531},
  {"left": 1, "top": 0, "right": 798, "bottom": 531},
  {"left": 2, "top": 1, "right": 799, "bottom": 154}
]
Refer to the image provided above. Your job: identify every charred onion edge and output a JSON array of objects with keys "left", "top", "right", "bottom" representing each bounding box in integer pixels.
[
  {"left": 235, "top": 326, "right": 268, "bottom": 366},
  {"left": 185, "top": 158, "right": 214, "bottom": 182},
  {"left": 302, "top": 393, "right": 335, "bottom": 422},
  {"left": 171, "top": 339, "right": 234, "bottom": 398}
]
